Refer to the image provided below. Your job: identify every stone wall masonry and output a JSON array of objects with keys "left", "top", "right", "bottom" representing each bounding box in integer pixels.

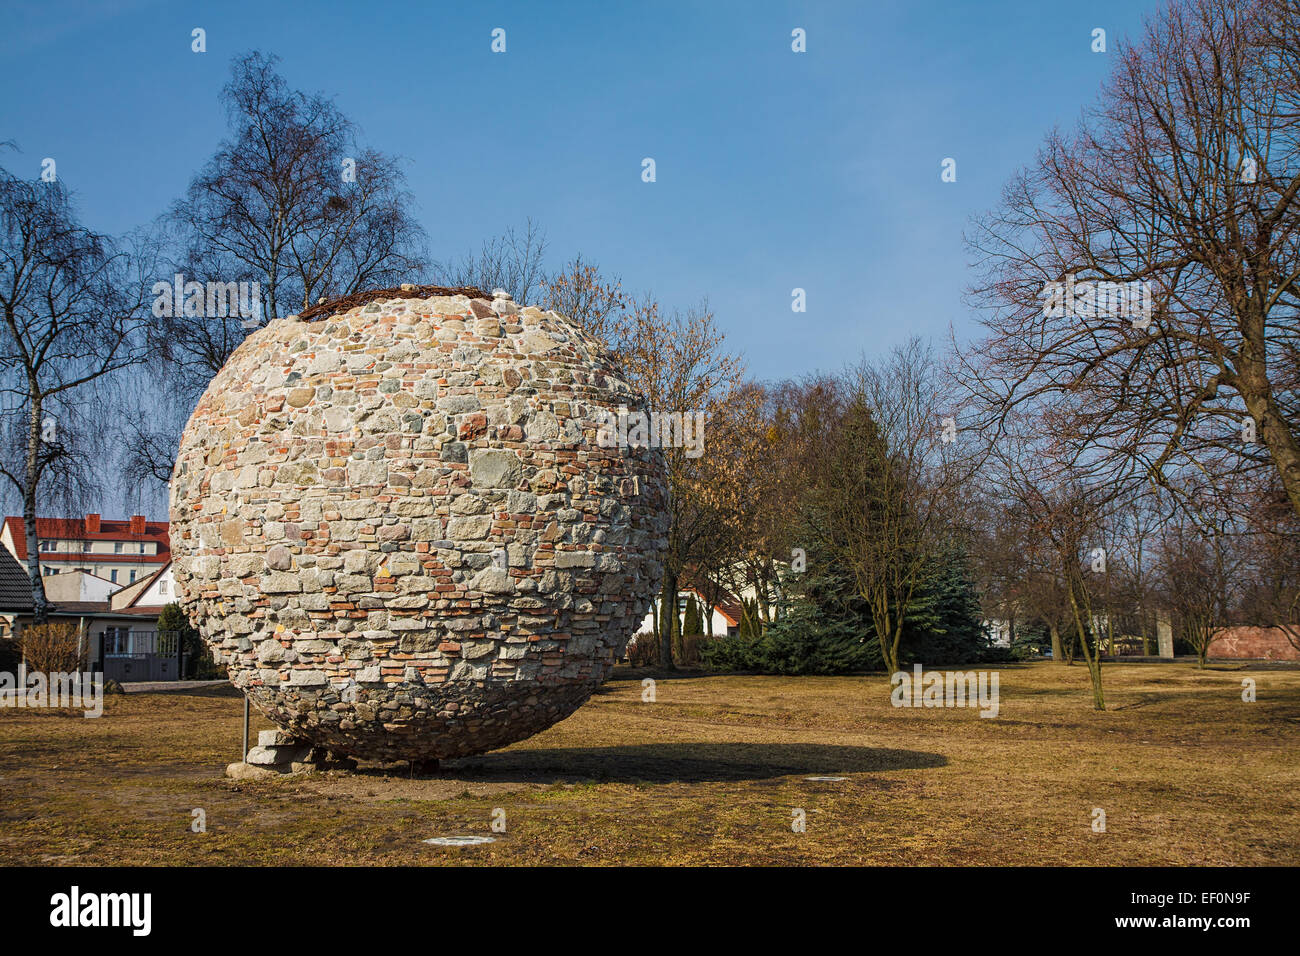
[{"left": 169, "top": 290, "right": 669, "bottom": 760}]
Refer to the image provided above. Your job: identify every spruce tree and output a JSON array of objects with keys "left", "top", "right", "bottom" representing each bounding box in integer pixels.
[{"left": 683, "top": 595, "right": 703, "bottom": 635}]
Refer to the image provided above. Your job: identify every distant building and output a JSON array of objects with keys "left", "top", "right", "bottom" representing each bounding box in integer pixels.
[
  {"left": 41, "top": 569, "right": 118, "bottom": 604},
  {"left": 637, "top": 586, "right": 742, "bottom": 639},
  {"left": 984, "top": 619, "right": 1013, "bottom": 648},
  {"left": 1, "top": 513, "right": 170, "bottom": 586},
  {"left": 632, "top": 567, "right": 752, "bottom": 642},
  {"left": 0, "top": 531, "right": 181, "bottom": 681}
]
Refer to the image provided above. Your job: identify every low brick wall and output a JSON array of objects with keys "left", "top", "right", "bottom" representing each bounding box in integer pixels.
[{"left": 1208, "top": 626, "right": 1300, "bottom": 661}]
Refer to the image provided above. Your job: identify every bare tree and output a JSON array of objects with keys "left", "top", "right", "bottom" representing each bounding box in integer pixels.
[
  {"left": 812, "top": 340, "right": 972, "bottom": 675},
  {"left": 1155, "top": 512, "right": 1237, "bottom": 667},
  {"left": 436, "top": 219, "right": 548, "bottom": 306},
  {"left": 168, "top": 51, "right": 429, "bottom": 334},
  {"left": 541, "top": 253, "right": 627, "bottom": 346},
  {"left": 1230, "top": 479, "right": 1300, "bottom": 651},
  {"left": 0, "top": 163, "right": 151, "bottom": 622},
  {"left": 691, "top": 380, "right": 777, "bottom": 629},
  {"left": 981, "top": 415, "right": 1116, "bottom": 706},
  {"left": 138, "top": 50, "right": 430, "bottom": 490},
  {"left": 965, "top": 0, "right": 1300, "bottom": 522},
  {"left": 1107, "top": 489, "right": 1166, "bottom": 655},
  {"left": 612, "top": 296, "right": 748, "bottom": 669}
]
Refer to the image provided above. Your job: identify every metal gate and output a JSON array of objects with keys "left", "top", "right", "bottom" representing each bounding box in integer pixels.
[{"left": 100, "top": 629, "right": 184, "bottom": 683}]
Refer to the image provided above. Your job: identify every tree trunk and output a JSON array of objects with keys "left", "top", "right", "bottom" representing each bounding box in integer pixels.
[
  {"left": 1050, "top": 622, "right": 1063, "bottom": 661},
  {"left": 25, "top": 393, "right": 49, "bottom": 625},
  {"left": 1067, "top": 580, "right": 1104, "bottom": 710},
  {"left": 879, "top": 616, "right": 901, "bottom": 675},
  {"left": 649, "top": 595, "right": 660, "bottom": 666},
  {"left": 658, "top": 569, "right": 677, "bottom": 670},
  {"left": 1240, "top": 317, "right": 1300, "bottom": 521}
]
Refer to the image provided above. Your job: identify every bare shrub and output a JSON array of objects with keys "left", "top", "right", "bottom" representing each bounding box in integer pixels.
[
  {"left": 19, "top": 621, "right": 86, "bottom": 673},
  {"left": 626, "top": 635, "right": 659, "bottom": 668}
]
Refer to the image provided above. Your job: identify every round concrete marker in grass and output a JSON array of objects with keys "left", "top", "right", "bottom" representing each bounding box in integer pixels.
[{"left": 422, "top": 836, "right": 496, "bottom": 847}]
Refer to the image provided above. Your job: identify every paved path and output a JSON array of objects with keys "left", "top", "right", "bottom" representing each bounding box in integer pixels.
[{"left": 122, "top": 680, "right": 229, "bottom": 693}]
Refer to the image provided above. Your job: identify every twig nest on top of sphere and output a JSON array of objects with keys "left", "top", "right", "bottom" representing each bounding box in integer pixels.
[{"left": 169, "top": 286, "right": 669, "bottom": 761}]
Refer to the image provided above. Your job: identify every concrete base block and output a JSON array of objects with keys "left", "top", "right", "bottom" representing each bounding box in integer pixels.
[
  {"left": 230, "top": 746, "right": 358, "bottom": 778},
  {"left": 246, "top": 744, "right": 313, "bottom": 766},
  {"left": 258, "top": 729, "right": 306, "bottom": 748},
  {"left": 226, "top": 761, "right": 284, "bottom": 780}
]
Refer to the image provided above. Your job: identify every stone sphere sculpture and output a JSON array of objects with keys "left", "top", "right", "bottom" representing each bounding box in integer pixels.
[{"left": 169, "top": 286, "right": 668, "bottom": 761}]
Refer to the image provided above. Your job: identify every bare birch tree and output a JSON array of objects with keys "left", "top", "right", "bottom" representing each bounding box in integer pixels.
[
  {"left": 136, "top": 50, "right": 430, "bottom": 490},
  {"left": 0, "top": 163, "right": 151, "bottom": 621}
]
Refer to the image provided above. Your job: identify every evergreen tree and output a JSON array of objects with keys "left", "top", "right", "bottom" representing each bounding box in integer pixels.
[
  {"left": 899, "top": 543, "right": 992, "bottom": 665},
  {"left": 703, "top": 532, "right": 879, "bottom": 674},
  {"left": 683, "top": 595, "right": 703, "bottom": 635},
  {"left": 157, "top": 603, "right": 217, "bottom": 679},
  {"left": 702, "top": 536, "right": 992, "bottom": 674}
]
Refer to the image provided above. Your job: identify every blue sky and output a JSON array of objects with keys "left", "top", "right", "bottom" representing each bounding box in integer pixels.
[{"left": 1, "top": 0, "right": 1160, "bottom": 381}]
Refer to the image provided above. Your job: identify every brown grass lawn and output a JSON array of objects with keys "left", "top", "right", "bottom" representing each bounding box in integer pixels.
[{"left": 0, "top": 661, "right": 1297, "bottom": 866}]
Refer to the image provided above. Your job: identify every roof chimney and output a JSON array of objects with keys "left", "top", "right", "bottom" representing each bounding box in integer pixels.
[
  {"left": 85, "top": 513, "right": 100, "bottom": 534},
  {"left": 129, "top": 514, "right": 146, "bottom": 535}
]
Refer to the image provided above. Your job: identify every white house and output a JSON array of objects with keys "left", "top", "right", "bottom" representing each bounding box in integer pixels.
[
  {"left": 636, "top": 586, "right": 741, "bottom": 639},
  {"left": 1, "top": 513, "right": 171, "bottom": 586},
  {"left": 41, "top": 569, "right": 118, "bottom": 603},
  {"left": 110, "top": 561, "right": 176, "bottom": 609}
]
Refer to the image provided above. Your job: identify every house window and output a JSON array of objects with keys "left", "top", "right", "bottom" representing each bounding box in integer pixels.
[
  {"left": 159, "top": 579, "right": 169, "bottom": 595},
  {"left": 110, "top": 570, "right": 118, "bottom": 583},
  {"left": 129, "top": 570, "right": 137, "bottom": 583},
  {"left": 114, "top": 542, "right": 124, "bottom": 553},
  {"left": 39, "top": 539, "right": 54, "bottom": 552},
  {"left": 82, "top": 541, "right": 92, "bottom": 552}
]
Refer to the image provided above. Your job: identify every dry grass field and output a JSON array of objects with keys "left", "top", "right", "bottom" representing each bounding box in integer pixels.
[{"left": 0, "top": 661, "right": 1297, "bottom": 866}]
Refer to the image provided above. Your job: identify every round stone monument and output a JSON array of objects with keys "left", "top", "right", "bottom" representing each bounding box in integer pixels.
[{"left": 169, "top": 285, "right": 668, "bottom": 761}]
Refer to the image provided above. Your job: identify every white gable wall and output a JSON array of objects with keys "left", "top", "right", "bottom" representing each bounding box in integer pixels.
[{"left": 134, "top": 563, "right": 175, "bottom": 606}]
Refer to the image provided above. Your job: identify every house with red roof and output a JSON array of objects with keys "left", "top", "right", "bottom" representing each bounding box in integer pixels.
[
  {"left": 634, "top": 570, "right": 749, "bottom": 641},
  {"left": 0, "top": 515, "right": 182, "bottom": 681},
  {"left": 2, "top": 513, "right": 170, "bottom": 587}
]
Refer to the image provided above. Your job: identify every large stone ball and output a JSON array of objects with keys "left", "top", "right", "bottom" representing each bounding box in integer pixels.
[{"left": 169, "top": 287, "right": 668, "bottom": 760}]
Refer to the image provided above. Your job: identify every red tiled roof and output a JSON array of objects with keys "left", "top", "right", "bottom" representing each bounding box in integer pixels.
[
  {"left": 4, "top": 516, "right": 170, "bottom": 562},
  {"left": 677, "top": 570, "right": 745, "bottom": 628},
  {"left": 715, "top": 600, "right": 743, "bottom": 628}
]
